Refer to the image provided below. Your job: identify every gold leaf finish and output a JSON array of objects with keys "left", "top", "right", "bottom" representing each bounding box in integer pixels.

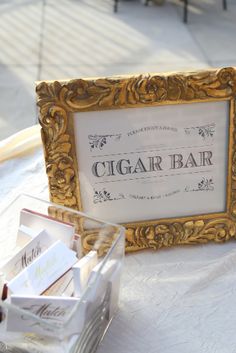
[
  {"left": 37, "top": 82, "right": 79, "bottom": 208},
  {"left": 124, "top": 218, "right": 236, "bottom": 252},
  {"left": 37, "top": 67, "right": 236, "bottom": 252}
]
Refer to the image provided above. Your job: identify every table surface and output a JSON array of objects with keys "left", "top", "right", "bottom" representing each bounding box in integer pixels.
[{"left": 1, "top": 127, "right": 236, "bottom": 353}]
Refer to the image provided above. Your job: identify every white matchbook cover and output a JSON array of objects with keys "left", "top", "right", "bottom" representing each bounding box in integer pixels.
[{"left": 7, "top": 241, "right": 77, "bottom": 296}]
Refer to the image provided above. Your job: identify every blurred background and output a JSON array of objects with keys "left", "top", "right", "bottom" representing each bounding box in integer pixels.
[{"left": 0, "top": 0, "right": 235, "bottom": 140}]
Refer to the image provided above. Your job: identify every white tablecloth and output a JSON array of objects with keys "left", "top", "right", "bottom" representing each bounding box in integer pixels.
[{"left": 1, "top": 126, "right": 236, "bottom": 353}]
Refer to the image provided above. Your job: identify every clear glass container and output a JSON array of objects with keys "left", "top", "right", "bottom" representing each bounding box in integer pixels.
[{"left": 0, "top": 194, "right": 125, "bottom": 353}]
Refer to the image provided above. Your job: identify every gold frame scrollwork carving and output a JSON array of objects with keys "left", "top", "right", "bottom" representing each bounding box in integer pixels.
[{"left": 36, "top": 67, "right": 236, "bottom": 252}]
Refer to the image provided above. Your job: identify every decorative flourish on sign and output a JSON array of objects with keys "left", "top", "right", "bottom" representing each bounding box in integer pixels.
[
  {"left": 185, "top": 177, "right": 214, "bottom": 193},
  {"left": 93, "top": 189, "right": 125, "bottom": 204},
  {"left": 89, "top": 134, "right": 121, "bottom": 151},
  {"left": 198, "top": 124, "right": 215, "bottom": 139},
  {"left": 184, "top": 123, "right": 215, "bottom": 140},
  {"left": 197, "top": 177, "right": 214, "bottom": 191},
  {"left": 93, "top": 189, "right": 112, "bottom": 203}
]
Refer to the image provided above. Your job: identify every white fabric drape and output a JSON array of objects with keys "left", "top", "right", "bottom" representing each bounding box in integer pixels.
[
  {"left": 1, "top": 127, "right": 236, "bottom": 353},
  {"left": 0, "top": 125, "right": 41, "bottom": 163}
]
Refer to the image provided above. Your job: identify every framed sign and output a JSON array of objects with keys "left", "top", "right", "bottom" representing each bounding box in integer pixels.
[{"left": 36, "top": 67, "right": 236, "bottom": 252}]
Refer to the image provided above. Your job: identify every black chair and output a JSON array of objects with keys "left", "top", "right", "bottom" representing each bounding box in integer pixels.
[
  {"left": 183, "top": 0, "right": 227, "bottom": 23},
  {"left": 144, "top": 0, "right": 227, "bottom": 23},
  {"left": 114, "top": 0, "right": 119, "bottom": 12}
]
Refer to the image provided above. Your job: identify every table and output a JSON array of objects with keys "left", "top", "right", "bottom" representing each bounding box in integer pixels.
[{"left": 1, "top": 126, "right": 236, "bottom": 353}]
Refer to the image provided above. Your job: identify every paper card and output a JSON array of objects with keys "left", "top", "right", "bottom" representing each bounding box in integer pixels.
[
  {"left": 43, "top": 269, "right": 74, "bottom": 297},
  {"left": 1, "top": 230, "right": 54, "bottom": 281},
  {"left": 82, "top": 260, "right": 121, "bottom": 328},
  {"left": 7, "top": 241, "right": 77, "bottom": 296},
  {"left": 72, "top": 234, "right": 82, "bottom": 259},
  {"left": 20, "top": 208, "right": 75, "bottom": 248},
  {"left": 0, "top": 332, "right": 80, "bottom": 353},
  {"left": 7, "top": 295, "right": 86, "bottom": 338},
  {"left": 107, "top": 263, "right": 122, "bottom": 319},
  {"left": 87, "top": 260, "right": 120, "bottom": 304},
  {"left": 72, "top": 251, "right": 98, "bottom": 297},
  {"left": 16, "top": 225, "right": 45, "bottom": 247},
  {"left": 89, "top": 259, "right": 119, "bottom": 284},
  {"left": 0, "top": 325, "right": 76, "bottom": 353}
]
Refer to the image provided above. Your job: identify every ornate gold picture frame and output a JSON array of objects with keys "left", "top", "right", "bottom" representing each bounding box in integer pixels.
[{"left": 36, "top": 67, "right": 236, "bottom": 252}]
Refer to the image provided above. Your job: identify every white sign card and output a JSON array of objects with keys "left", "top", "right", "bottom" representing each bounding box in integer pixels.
[{"left": 74, "top": 101, "right": 228, "bottom": 223}]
